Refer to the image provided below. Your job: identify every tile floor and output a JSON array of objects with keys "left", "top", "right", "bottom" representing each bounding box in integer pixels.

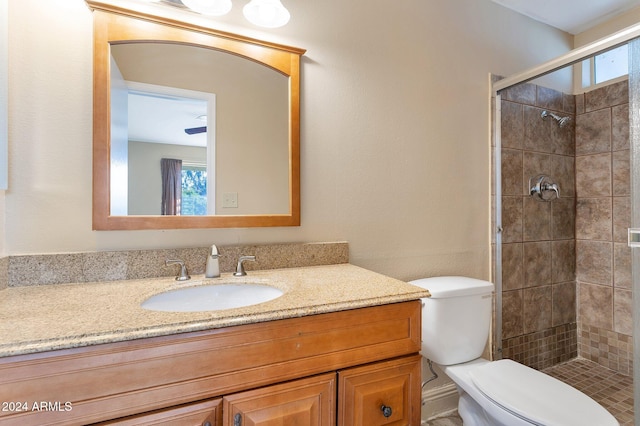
[
  {"left": 544, "top": 358, "right": 634, "bottom": 425},
  {"left": 425, "top": 358, "right": 634, "bottom": 426}
]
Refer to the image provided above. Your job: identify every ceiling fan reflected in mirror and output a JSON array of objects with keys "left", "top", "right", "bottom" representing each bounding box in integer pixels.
[
  {"left": 185, "top": 126, "right": 207, "bottom": 134},
  {"left": 185, "top": 114, "right": 207, "bottom": 135}
]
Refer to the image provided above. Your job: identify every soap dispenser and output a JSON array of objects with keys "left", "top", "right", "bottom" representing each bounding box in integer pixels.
[{"left": 205, "top": 244, "right": 221, "bottom": 278}]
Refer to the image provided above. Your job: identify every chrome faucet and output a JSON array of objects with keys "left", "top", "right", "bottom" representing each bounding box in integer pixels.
[
  {"left": 205, "top": 244, "right": 221, "bottom": 278},
  {"left": 529, "top": 174, "right": 560, "bottom": 202},
  {"left": 234, "top": 255, "right": 256, "bottom": 276},
  {"left": 165, "top": 259, "right": 190, "bottom": 281}
]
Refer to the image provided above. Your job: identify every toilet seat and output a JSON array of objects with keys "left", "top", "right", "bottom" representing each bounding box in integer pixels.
[{"left": 469, "top": 359, "right": 619, "bottom": 426}]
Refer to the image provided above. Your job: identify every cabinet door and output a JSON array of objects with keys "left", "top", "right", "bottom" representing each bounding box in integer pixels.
[
  {"left": 338, "top": 355, "right": 422, "bottom": 426},
  {"left": 99, "top": 398, "right": 222, "bottom": 425},
  {"left": 223, "top": 373, "right": 336, "bottom": 426}
]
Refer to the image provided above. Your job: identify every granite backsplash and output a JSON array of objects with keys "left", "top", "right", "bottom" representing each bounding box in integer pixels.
[{"left": 0, "top": 242, "right": 348, "bottom": 288}]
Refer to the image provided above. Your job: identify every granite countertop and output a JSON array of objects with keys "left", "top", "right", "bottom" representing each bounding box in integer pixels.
[{"left": 0, "top": 264, "right": 430, "bottom": 357}]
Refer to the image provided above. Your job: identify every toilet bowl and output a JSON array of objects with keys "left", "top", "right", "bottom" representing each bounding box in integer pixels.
[{"left": 410, "top": 276, "right": 619, "bottom": 426}]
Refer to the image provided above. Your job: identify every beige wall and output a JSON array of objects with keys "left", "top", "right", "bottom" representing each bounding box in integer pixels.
[
  {"left": 575, "top": 5, "right": 640, "bottom": 47},
  {"left": 5, "top": 0, "right": 572, "bottom": 281}
]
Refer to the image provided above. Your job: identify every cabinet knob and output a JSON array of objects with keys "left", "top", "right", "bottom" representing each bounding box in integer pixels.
[
  {"left": 381, "top": 405, "right": 393, "bottom": 418},
  {"left": 234, "top": 413, "right": 242, "bottom": 426},
  {"left": 203, "top": 422, "right": 211, "bottom": 426}
]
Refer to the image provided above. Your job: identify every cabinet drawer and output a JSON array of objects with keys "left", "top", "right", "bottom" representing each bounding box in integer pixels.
[
  {"left": 338, "top": 355, "right": 421, "bottom": 426},
  {"left": 224, "top": 373, "right": 336, "bottom": 426},
  {"left": 98, "top": 398, "right": 222, "bottom": 426}
]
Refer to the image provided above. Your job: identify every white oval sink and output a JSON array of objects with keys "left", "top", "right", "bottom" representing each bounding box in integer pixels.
[{"left": 141, "top": 283, "right": 283, "bottom": 312}]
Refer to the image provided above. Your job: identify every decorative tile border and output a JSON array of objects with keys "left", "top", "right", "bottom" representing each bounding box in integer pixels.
[
  {"left": 3, "top": 241, "right": 349, "bottom": 287},
  {"left": 578, "top": 323, "right": 633, "bottom": 376},
  {"left": 502, "top": 323, "right": 577, "bottom": 371}
]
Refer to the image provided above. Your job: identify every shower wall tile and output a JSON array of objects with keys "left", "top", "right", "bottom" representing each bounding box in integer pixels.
[
  {"left": 612, "top": 150, "right": 630, "bottom": 196},
  {"left": 550, "top": 125, "right": 575, "bottom": 156},
  {"left": 502, "top": 242, "right": 524, "bottom": 291},
  {"left": 524, "top": 106, "right": 553, "bottom": 152},
  {"left": 537, "top": 86, "right": 563, "bottom": 111},
  {"left": 523, "top": 197, "right": 551, "bottom": 241},
  {"left": 563, "top": 93, "right": 576, "bottom": 114},
  {"left": 522, "top": 151, "right": 551, "bottom": 194},
  {"left": 614, "top": 242, "right": 632, "bottom": 290},
  {"left": 574, "top": 79, "right": 632, "bottom": 373},
  {"left": 551, "top": 240, "right": 575, "bottom": 283},
  {"left": 501, "top": 101, "right": 524, "bottom": 149},
  {"left": 498, "top": 82, "right": 577, "bottom": 370},
  {"left": 502, "top": 82, "right": 536, "bottom": 104},
  {"left": 552, "top": 281, "right": 576, "bottom": 326},
  {"left": 523, "top": 286, "right": 552, "bottom": 334},
  {"left": 575, "top": 153, "right": 612, "bottom": 196},
  {"left": 523, "top": 242, "right": 551, "bottom": 288},
  {"left": 576, "top": 240, "right": 612, "bottom": 286},
  {"left": 578, "top": 282, "right": 613, "bottom": 330},
  {"left": 613, "top": 197, "right": 630, "bottom": 243},
  {"left": 584, "top": 80, "right": 628, "bottom": 112},
  {"left": 612, "top": 104, "right": 630, "bottom": 151},
  {"left": 575, "top": 93, "right": 585, "bottom": 114},
  {"left": 502, "top": 289, "right": 524, "bottom": 338},
  {"left": 501, "top": 148, "right": 523, "bottom": 195},
  {"left": 576, "top": 198, "right": 612, "bottom": 241},
  {"left": 551, "top": 197, "right": 575, "bottom": 240},
  {"left": 614, "top": 288, "right": 632, "bottom": 335},
  {"left": 501, "top": 196, "right": 523, "bottom": 243},
  {"left": 549, "top": 155, "right": 575, "bottom": 196},
  {"left": 576, "top": 109, "right": 611, "bottom": 155}
]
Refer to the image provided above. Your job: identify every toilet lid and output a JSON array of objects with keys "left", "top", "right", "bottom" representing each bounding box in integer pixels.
[{"left": 469, "top": 360, "right": 618, "bottom": 426}]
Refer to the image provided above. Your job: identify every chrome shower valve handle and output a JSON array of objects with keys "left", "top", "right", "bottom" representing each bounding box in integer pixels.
[{"left": 529, "top": 174, "right": 560, "bottom": 202}]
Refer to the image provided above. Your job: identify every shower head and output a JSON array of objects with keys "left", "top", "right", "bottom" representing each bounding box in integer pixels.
[{"left": 541, "top": 110, "right": 571, "bottom": 128}]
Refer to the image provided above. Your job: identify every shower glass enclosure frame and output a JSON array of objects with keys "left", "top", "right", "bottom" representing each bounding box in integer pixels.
[{"left": 492, "top": 22, "right": 640, "bottom": 419}]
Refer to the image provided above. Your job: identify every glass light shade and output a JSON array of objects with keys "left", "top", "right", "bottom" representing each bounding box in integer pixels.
[
  {"left": 181, "top": 0, "right": 232, "bottom": 16},
  {"left": 243, "top": 0, "right": 290, "bottom": 28}
]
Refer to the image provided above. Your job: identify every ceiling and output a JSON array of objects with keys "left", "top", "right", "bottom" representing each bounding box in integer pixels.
[
  {"left": 128, "top": 91, "right": 208, "bottom": 148},
  {"left": 492, "top": 0, "right": 640, "bottom": 34}
]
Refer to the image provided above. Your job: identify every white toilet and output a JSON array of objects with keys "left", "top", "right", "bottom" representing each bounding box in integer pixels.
[{"left": 410, "top": 276, "right": 619, "bottom": 426}]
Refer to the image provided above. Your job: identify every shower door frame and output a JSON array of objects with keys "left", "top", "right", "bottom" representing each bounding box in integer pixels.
[{"left": 492, "top": 21, "right": 640, "bottom": 418}]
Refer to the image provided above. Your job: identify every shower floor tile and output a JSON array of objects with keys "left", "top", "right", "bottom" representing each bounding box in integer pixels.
[{"left": 543, "top": 358, "right": 634, "bottom": 425}]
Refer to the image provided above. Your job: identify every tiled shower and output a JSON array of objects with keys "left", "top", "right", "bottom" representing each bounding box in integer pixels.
[{"left": 498, "top": 79, "right": 633, "bottom": 376}]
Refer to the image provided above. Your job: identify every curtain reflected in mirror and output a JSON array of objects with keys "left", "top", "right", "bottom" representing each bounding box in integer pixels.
[{"left": 161, "top": 158, "right": 182, "bottom": 215}]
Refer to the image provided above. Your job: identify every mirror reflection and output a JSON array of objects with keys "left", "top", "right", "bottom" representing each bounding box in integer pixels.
[{"left": 110, "top": 42, "right": 290, "bottom": 216}]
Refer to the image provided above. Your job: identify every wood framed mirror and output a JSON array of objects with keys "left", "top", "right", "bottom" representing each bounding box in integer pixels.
[{"left": 87, "top": 0, "right": 305, "bottom": 230}]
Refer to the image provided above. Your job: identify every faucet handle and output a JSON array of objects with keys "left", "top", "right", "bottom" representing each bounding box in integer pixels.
[
  {"left": 166, "top": 259, "right": 191, "bottom": 281},
  {"left": 234, "top": 255, "right": 256, "bottom": 277}
]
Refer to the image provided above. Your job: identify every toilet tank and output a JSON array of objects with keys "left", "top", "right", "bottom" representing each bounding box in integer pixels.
[{"left": 409, "top": 276, "right": 494, "bottom": 366}]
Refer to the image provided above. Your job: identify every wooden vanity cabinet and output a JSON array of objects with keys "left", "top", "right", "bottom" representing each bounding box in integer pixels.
[
  {"left": 0, "top": 301, "right": 421, "bottom": 425},
  {"left": 338, "top": 355, "right": 422, "bottom": 426},
  {"left": 99, "top": 398, "right": 222, "bottom": 425},
  {"left": 223, "top": 373, "right": 336, "bottom": 426}
]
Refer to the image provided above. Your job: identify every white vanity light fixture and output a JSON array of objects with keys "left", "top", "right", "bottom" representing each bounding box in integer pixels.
[
  {"left": 243, "top": 0, "right": 290, "bottom": 28},
  {"left": 181, "top": 0, "right": 233, "bottom": 16}
]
